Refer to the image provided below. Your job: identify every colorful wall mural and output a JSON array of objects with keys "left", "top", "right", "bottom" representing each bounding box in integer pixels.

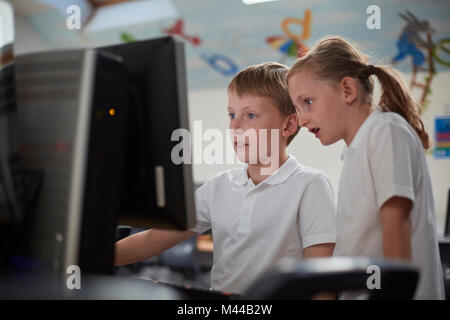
[{"left": 10, "top": 0, "right": 450, "bottom": 91}]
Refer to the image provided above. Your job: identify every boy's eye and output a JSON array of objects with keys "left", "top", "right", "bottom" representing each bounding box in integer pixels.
[
  {"left": 248, "top": 113, "right": 256, "bottom": 119},
  {"left": 304, "top": 99, "right": 312, "bottom": 106},
  {"left": 229, "top": 113, "right": 235, "bottom": 119}
]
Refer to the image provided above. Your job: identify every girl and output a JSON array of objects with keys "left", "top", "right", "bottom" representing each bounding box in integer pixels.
[{"left": 286, "top": 36, "right": 444, "bottom": 299}]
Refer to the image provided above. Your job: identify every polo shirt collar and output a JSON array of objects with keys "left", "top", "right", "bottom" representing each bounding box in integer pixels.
[
  {"left": 233, "top": 166, "right": 250, "bottom": 185},
  {"left": 232, "top": 155, "right": 299, "bottom": 186},
  {"left": 341, "top": 108, "right": 381, "bottom": 161}
]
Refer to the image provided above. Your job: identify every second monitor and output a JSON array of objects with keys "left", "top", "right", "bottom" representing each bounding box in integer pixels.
[{"left": 102, "top": 36, "right": 196, "bottom": 231}]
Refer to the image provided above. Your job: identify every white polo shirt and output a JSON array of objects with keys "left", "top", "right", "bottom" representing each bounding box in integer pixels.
[
  {"left": 333, "top": 108, "right": 445, "bottom": 299},
  {"left": 191, "top": 155, "right": 337, "bottom": 294}
]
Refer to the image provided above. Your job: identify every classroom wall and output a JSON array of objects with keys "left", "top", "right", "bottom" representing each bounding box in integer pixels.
[
  {"left": 13, "top": 15, "right": 51, "bottom": 54},
  {"left": 188, "top": 72, "right": 450, "bottom": 234},
  {"left": 12, "top": 13, "right": 450, "bottom": 234}
]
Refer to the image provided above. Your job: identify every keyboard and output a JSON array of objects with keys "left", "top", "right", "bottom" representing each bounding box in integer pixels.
[{"left": 152, "top": 280, "right": 240, "bottom": 300}]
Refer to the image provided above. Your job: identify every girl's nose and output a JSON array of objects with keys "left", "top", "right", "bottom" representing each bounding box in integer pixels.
[{"left": 298, "top": 114, "right": 309, "bottom": 128}]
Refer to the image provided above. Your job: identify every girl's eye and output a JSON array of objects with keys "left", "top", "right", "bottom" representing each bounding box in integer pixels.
[
  {"left": 248, "top": 113, "right": 256, "bottom": 119},
  {"left": 229, "top": 113, "right": 235, "bottom": 119},
  {"left": 298, "top": 99, "right": 312, "bottom": 112}
]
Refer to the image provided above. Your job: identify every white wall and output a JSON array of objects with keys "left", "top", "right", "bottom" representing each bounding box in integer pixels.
[
  {"left": 188, "top": 72, "right": 450, "bottom": 234},
  {"left": 13, "top": 15, "right": 51, "bottom": 54}
]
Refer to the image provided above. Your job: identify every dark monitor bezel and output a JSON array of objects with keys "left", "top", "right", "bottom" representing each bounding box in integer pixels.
[{"left": 100, "top": 36, "right": 196, "bottom": 231}]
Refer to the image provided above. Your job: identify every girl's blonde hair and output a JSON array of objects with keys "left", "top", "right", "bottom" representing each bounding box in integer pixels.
[
  {"left": 286, "top": 36, "right": 431, "bottom": 149},
  {"left": 228, "top": 62, "right": 300, "bottom": 145}
]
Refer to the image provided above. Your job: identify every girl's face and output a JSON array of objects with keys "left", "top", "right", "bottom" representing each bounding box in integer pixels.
[{"left": 287, "top": 69, "right": 347, "bottom": 146}]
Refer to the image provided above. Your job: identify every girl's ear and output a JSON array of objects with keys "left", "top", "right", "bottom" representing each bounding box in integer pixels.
[
  {"left": 340, "top": 76, "right": 358, "bottom": 104},
  {"left": 283, "top": 113, "right": 299, "bottom": 138}
]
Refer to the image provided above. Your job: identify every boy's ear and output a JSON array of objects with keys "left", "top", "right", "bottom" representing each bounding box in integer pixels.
[
  {"left": 282, "top": 113, "right": 299, "bottom": 139},
  {"left": 340, "top": 76, "right": 358, "bottom": 105}
]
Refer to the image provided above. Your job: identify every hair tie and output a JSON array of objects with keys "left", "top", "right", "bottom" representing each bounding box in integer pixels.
[{"left": 365, "top": 64, "right": 377, "bottom": 77}]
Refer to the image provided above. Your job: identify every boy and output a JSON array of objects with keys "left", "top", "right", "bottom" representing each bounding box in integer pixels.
[{"left": 115, "top": 62, "right": 337, "bottom": 294}]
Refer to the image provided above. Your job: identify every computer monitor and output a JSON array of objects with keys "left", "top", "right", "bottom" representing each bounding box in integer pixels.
[
  {"left": 0, "top": 42, "right": 21, "bottom": 223},
  {"left": 6, "top": 36, "right": 196, "bottom": 275},
  {"left": 1, "top": 2, "right": 44, "bottom": 270},
  {"left": 0, "top": 43, "right": 43, "bottom": 227},
  {"left": 101, "top": 37, "right": 196, "bottom": 231},
  {"left": 0, "top": 0, "right": 21, "bottom": 223}
]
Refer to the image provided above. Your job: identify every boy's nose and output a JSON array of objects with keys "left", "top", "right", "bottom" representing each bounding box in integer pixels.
[{"left": 230, "top": 118, "right": 241, "bottom": 130}]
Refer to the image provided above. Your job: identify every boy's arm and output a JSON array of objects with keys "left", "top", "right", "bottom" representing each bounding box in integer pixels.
[
  {"left": 298, "top": 174, "right": 337, "bottom": 256},
  {"left": 114, "top": 228, "right": 197, "bottom": 266}
]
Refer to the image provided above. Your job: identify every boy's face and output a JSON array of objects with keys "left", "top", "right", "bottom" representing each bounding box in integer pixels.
[
  {"left": 288, "top": 69, "right": 347, "bottom": 146},
  {"left": 227, "top": 91, "right": 290, "bottom": 164}
]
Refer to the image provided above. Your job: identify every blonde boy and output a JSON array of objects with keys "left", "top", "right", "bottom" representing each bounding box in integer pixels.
[{"left": 115, "top": 62, "right": 337, "bottom": 294}]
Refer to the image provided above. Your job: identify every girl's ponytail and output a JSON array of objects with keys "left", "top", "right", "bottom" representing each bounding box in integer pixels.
[{"left": 370, "top": 65, "right": 431, "bottom": 149}]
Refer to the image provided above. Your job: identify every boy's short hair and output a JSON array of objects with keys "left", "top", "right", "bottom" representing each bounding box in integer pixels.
[{"left": 227, "top": 62, "right": 300, "bottom": 145}]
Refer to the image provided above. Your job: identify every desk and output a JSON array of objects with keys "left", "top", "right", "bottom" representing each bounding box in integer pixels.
[{"left": 0, "top": 273, "right": 184, "bottom": 299}]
